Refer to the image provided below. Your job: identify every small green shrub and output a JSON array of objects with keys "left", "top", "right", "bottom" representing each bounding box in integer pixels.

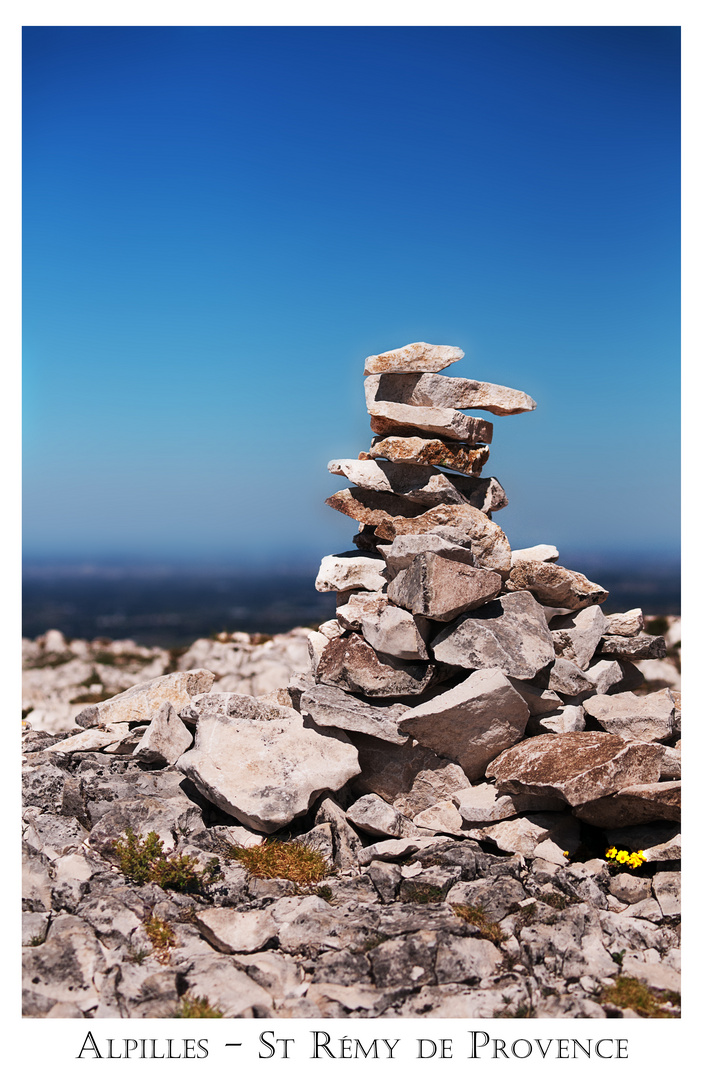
[
  {"left": 144, "top": 914, "right": 176, "bottom": 963},
  {"left": 452, "top": 903, "right": 506, "bottom": 945},
  {"left": 175, "top": 995, "right": 224, "bottom": 1019},
  {"left": 600, "top": 976, "right": 679, "bottom": 1017},
  {"left": 112, "top": 828, "right": 221, "bottom": 893}
]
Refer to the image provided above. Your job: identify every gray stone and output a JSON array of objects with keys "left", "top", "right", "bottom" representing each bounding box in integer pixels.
[
  {"left": 74, "top": 669, "right": 214, "bottom": 730},
  {"left": 465, "top": 812, "right": 580, "bottom": 858},
  {"left": 586, "top": 658, "right": 644, "bottom": 695},
  {"left": 547, "top": 658, "right": 595, "bottom": 697},
  {"left": 432, "top": 591, "right": 555, "bottom": 679},
  {"left": 314, "top": 551, "right": 387, "bottom": 593},
  {"left": 487, "top": 731, "right": 664, "bottom": 806},
  {"left": 181, "top": 955, "right": 273, "bottom": 1017},
  {"left": 388, "top": 553, "right": 501, "bottom": 621},
  {"left": 315, "top": 633, "right": 435, "bottom": 698},
  {"left": 658, "top": 745, "right": 681, "bottom": 780},
  {"left": 511, "top": 544, "right": 559, "bottom": 565},
  {"left": 300, "top": 683, "right": 408, "bottom": 745},
  {"left": 363, "top": 341, "right": 464, "bottom": 376},
  {"left": 605, "top": 609, "right": 645, "bottom": 636},
  {"left": 505, "top": 561, "right": 608, "bottom": 610},
  {"left": 346, "top": 794, "right": 410, "bottom": 838},
  {"left": 368, "top": 400, "right": 493, "bottom": 443},
  {"left": 177, "top": 695, "right": 360, "bottom": 833},
  {"left": 551, "top": 606, "right": 609, "bottom": 670},
  {"left": 195, "top": 908, "right": 277, "bottom": 954},
  {"left": 598, "top": 634, "right": 667, "bottom": 661},
  {"left": 583, "top": 689, "right": 676, "bottom": 742},
  {"left": 380, "top": 531, "right": 474, "bottom": 576},
  {"left": 22, "top": 915, "right": 106, "bottom": 1013},
  {"left": 412, "top": 800, "right": 467, "bottom": 835},
  {"left": 366, "top": 860, "right": 402, "bottom": 902},
  {"left": 608, "top": 873, "right": 651, "bottom": 905},
  {"left": 364, "top": 371, "right": 536, "bottom": 415},
  {"left": 357, "top": 837, "right": 441, "bottom": 866},
  {"left": 132, "top": 701, "right": 193, "bottom": 765},
  {"left": 573, "top": 781, "right": 680, "bottom": 828},
  {"left": 365, "top": 435, "right": 490, "bottom": 476},
  {"left": 452, "top": 782, "right": 565, "bottom": 824},
  {"left": 507, "top": 678, "right": 562, "bottom": 716},
  {"left": 652, "top": 872, "right": 681, "bottom": 916},
  {"left": 314, "top": 797, "right": 364, "bottom": 869},
  {"left": 328, "top": 457, "right": 507, "bottom": 511},
  {"left": 350, "top": 733, "right": 471, "bottom": 817},
  {"left": 398, "top": 668, "right": 530, "bottom": 780},
  {"left": 336, "top": 591, "right": 429, "bottom": 660},
  {"left": 435, "top": 936, "right": 503, "bottom": 984},
  {"left": 532, "top": 705, "right": 586, "bottom": 735},
  {"left": 325, "top": 490, "right": 511, "bottom": 575},
  {"left": 447, "top": 876, "right": 527, "bottom": 922}
]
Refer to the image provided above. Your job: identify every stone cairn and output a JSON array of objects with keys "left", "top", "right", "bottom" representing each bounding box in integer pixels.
[{"left": 302, "top": 340, "right": 680, "bottom": 853}]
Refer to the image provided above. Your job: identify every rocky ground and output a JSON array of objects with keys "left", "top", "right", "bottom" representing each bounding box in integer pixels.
[{"left": 22, "top": 620, "right": 681, "bottom": 1020}]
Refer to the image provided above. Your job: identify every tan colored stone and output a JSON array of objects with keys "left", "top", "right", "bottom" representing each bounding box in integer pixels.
[
  {"left": 194, "top": 908, "right": 277, "bottom": 954},
  {"left": 299, "top": 683, "right": 409, "bottom": 746},
  {"left": 583, "top": 689, "right": 675, "bottom": 743},
  {"left": 573, "top": 781, "right": 681, "bottom": 828},
  {"left": 364, "top": 435, "right": 489, "bottom": 475},
  {"left": 74, "top": 669, "right": 214, "bottom": 730},
  {"left": 315, "top": 633, "right": 435, "bottom": 698},
  {"left": 314, "top": 551, "right": 387, "bottom": 593},
  {"left": 350, "top": 734, "right": 470, "bottom": 817},
  {"left": 551, "top": 606, "right": 609, "bottom": 670},
  {"left": 605, "top": 609, "right": 645, "bottom": 636},
  {"left": 432, "top": 592, "right": 554, "bottom": 679},
  {"left": 328, "top": 457, "right": 506, "bottom": 511},
  {"left": 363, "top": 342, "right": 463, "bottom": 376},
  {"left": 505, "top": 561, "right": 608, "bottom": 609},
  {"left": 487, "top": 731, "right": 664, "bottom": 806},
  {"left": 368, "top": 401, "right": 493, "bottom": 443},
  {"left": 388, "top": 553, "right": 501, "bottom": 621},
  {"left": 364, "top": 372, "right": 536, "bottom": 415},
  {"left": 511, "top": 544, "right": 559, "bottom": 565},
  {"left": 336, "top": 591, "right": 428, "bottom": 660}
]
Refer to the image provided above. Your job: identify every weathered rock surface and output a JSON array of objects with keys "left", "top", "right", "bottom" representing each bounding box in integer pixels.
[
  {"left": 329, "top": 458, "right": 506, "bottom": 511},
  {"left": 315, "top": 633, "right": 436, "bottom": 698},
  {"left": 505, "top": 561, "right": 608, "bottom": 610},
  {"left": 598, "top": 634, "right": 667, "bottom": 661},
  {"left": 398, "top": 669, "right": 530, "bottom": 781},
  {"left": 432, "top": 591, "right": 554, "bottom": 679},
  {"left": 336, "top": 591, "right": 429, "bottom": 660},
  {"left": 551, "top": 606, "right": 609, "bottom": 670},
  {"left": 364, "top": 372, "right": 536, "bottom": 415},
  {"left": 299, "top": 683, "right": 408, "bottom": 745},
  {"left": 368, "top": 400, "right": 493, "bottom": 443},
  {"left": 363, "top": 341, "right": 463, "bottom": 376},
  {"left": 573, "top": 781, "right": 681, "bottom": 828},
  {"left": 487, "top": 732, "right": 664, "bottom": 805},
  {"left": 605, "top": 609, "right": 645, "bottom": 636},
  {"left": 583, "top": 689, "right": 676, "bottom": 743},
  {"left": 511, "top": 544, "right": 559, "bottom": 565},
  {"left": 177, "top": 696, "right": 360, "bottom": 832},
  {"left": 379, "top": 531, "right": 474, "bottom": 576},
  {"left": 132, "top": 702, "right": 193, "bottom": 765},
  {"left": 74, "top": 669, "right": 214, "bottom": 730},
  {"left": 364, "top": 435, "right": 490, "bottom": 475},
  {"left": 314, "top": 551, "right": 387, "bottom": 593},
  {"left": 388, "top": 553, "right": 502, "bottom": 621}
]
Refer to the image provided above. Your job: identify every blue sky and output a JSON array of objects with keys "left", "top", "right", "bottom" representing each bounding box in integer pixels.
[{"left": 23, "top": 25, "right": 680, "bottom": 569}]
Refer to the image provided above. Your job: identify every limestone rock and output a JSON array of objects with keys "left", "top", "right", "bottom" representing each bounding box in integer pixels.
[
  {"left": 487, "top": 731, "right": 664, "bottom": 806},
  {"left": 432, "top": 591, "right": 554, "bottom": 679},
  {"left": 194, "top": 908, "right": 277, "bottom": 954},
  {"left": 598, "top": 634, "right": 667, "bottom": 661},
  {"left": 605, "top": 609, "right": 645, "bottom": 637},
  {"left": 507, "top": 678, "right": 562, "bottom": 716},
  {"left": 547, "top": 658, "right": 595, "bottom": 697},
  {"left": 466, "top": 813, "right": 580, "bottom": 858},
  {"left": 365, "top": 435, "right": 489, "bottom": 475},
  {"left": 336, "top": 591, "right": 428, "bottom": 660},
  {"left": 532, "top": 705, "right": 586, "bottom": 735},
  {"left": 398, "top": 669, "right": 530, "bottom": 781},
  {"left": 368, "top": 400, "right": 493, "bottom": 443},
  {"left": 583, "top": 689, "right": 676, "bottom": 742},
  {"left": 412, "top": 800, "right": 467, "bottom": 835},
  {"left": 314, "top": 551, "right": 387, "bottom": 593},
  {"left": 573, "top": 781, "right": 681, "bottom": 828},
  {"left": 652, "top": 871, "right": 681, "bottom": 917},
  {"left": 658, "top": 745, "right": 681, "bottom": 780},
  {"left": 505, "top": 561, "right": 608, "bottom": 609},
  {"left": 388, "top": 552, "right": 502, "bottom": 621},
  {"left": 74, "top": 669, "right": 214, "bottom": 730},
  {"left": 452, "top": 783, "right": 565, "bottom": 824},
  {"left": 328, "top": 458, "right": 506, "bottom": 511},
  {"left": 177, "top": 696, "right": 360, "bottom": 833},
  {"left": 299, "top": 683, "right": 408, "bottom": 745},
  {"left": 363, "top": 342, "right": 463, "bottom": 376},
  {"left": 346, "top": 794, "right": 410, "bottom": 838},
  {"left": 379, "top": 531, "right": 475, "bottom": 576},
  {"left": 315, "top": 633, "right": 435, "bottom": 698},
  {"left": 511, "top": 544, "right": 559, "bottom": 565},
  {"left": 364, "top": 372, "right": 536, "bottom": 415},
  {"left": 551, "top": 606, "right": 609, "bottom": 670},
  {"left": 586, "top": 658, "right": 644, "bottom": 695},
  {"left": 350, "top": 733, "right": 470, "bottom": 817},
  {"left": 132, "top": 702, "right": 193, "bottom": 765}
]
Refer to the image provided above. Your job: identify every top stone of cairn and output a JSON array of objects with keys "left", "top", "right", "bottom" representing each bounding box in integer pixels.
[{"left": 364, "top": 341, "right": 464, "bottom": 376}]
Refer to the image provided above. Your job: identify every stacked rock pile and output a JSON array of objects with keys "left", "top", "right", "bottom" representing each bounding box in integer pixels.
[{"left": 22, "top": 341, "right": 681, "bottom": 1019}]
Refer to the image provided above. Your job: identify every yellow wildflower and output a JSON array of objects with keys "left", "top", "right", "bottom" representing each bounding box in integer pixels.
[
  {"left": 616, "top": 850, "right": 629, "bottom": 863},
  {"left": 605, "top": 847, "right": 617, "bottom": 859}
]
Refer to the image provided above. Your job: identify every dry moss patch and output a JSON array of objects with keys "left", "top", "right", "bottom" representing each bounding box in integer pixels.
[
  {"left": 228, "top": 839, "right": 332, "bottom": 885},
  {"left": 600, "top": 976, "right": 680, "bottom": 1018},
  {"left": 452, "top": 903, "right": 507, "bottom": 946},
  {"left": 175, "top": 995, "right": 223, "bottom": 1019}
]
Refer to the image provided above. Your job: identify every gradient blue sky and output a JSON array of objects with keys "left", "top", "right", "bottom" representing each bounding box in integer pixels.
[{"left": 23, "top": 25, "right": 680, "bottom": 570}]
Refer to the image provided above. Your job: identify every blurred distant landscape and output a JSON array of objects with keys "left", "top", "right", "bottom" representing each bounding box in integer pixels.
[{"left": 23, "top": 552, "right": 680, "bottom": 647}]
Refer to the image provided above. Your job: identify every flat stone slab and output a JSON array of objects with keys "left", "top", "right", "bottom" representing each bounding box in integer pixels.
[
  {"left": 583, "top": 689, "right": 676, "bottom": 742},
  {"left": 380, "top": 531, "right": 475, "bottom": 576},
  {"left": 314, "top": 551, "right": 387, "bottom": 593},
  {"left": 486, "top": 731, "right": 664, "bottom": 806},
  {"left": 326, "top": 490, "right": 512, "bottom": 574},
  {"left": 368, "top": 401, "right": 493, "bottom": 443},
  {"left": 299, "top": 683, "right": 409, "bottom": 745},
  {"left": 605, "top": 609, "right": 645, "bottom": 637},
  {"left": 452, "top": 782, "right": 565, "bottom": 824},
  {"left": 350, "top": 734, "right": 470, "bottom": 817},
  {"left": 511, "top": 544, "right": 559, "bottom": 565},
  {"left": 505, "top": 561, "right": 608, "bottom": 609},
  {"left": 432, "top": 591, "right": 555, "bottom": 679},
  {"left": 177, "top": 695, "right": 360, "bottom": 833},
  {"left": 328, "top": 457, "right": 506, "bottom": 511},
  {"left": 388, "top": 552, "right": 502, "bottom": 621},
  {"left": 364, "top": 436, "right": 489, "bottom": 475},
  {"left": 597, "top": 634, "right": 667, "bottom": 661},
  {"left": 363, "top": 342, "right": 463, "bottom": 376},
  {"left": 551, "top": 606, "right": 609, "bottom": 670},
  {"left": 364, "top": 372, "right": 536, "bottom": 415},
  {"left": 315, "top": 633, "right": 436, "bottom": 698},
  {"left": 398, "top": 668, "right": 530, "bottom": 781},
  {"left": 357, "top": 837, "right": 440, "bottom": 865},
  {"left": 573, "top": 781, "right": 681, "bottom": 828},
  {"left": 74, "top": 669, "right": 215, "bottom": 730},
  {"left": 346, "top": 794, "right": 410, "bottom": 839},
  {"left": 194, "top": 908, "right": 277, "bottom": 954},
  {"left": 463, "top": 812, "right": 580, "bottom": 858},
  {"left": 132, "top": 702, "right": 193, "bottom": 765}
]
